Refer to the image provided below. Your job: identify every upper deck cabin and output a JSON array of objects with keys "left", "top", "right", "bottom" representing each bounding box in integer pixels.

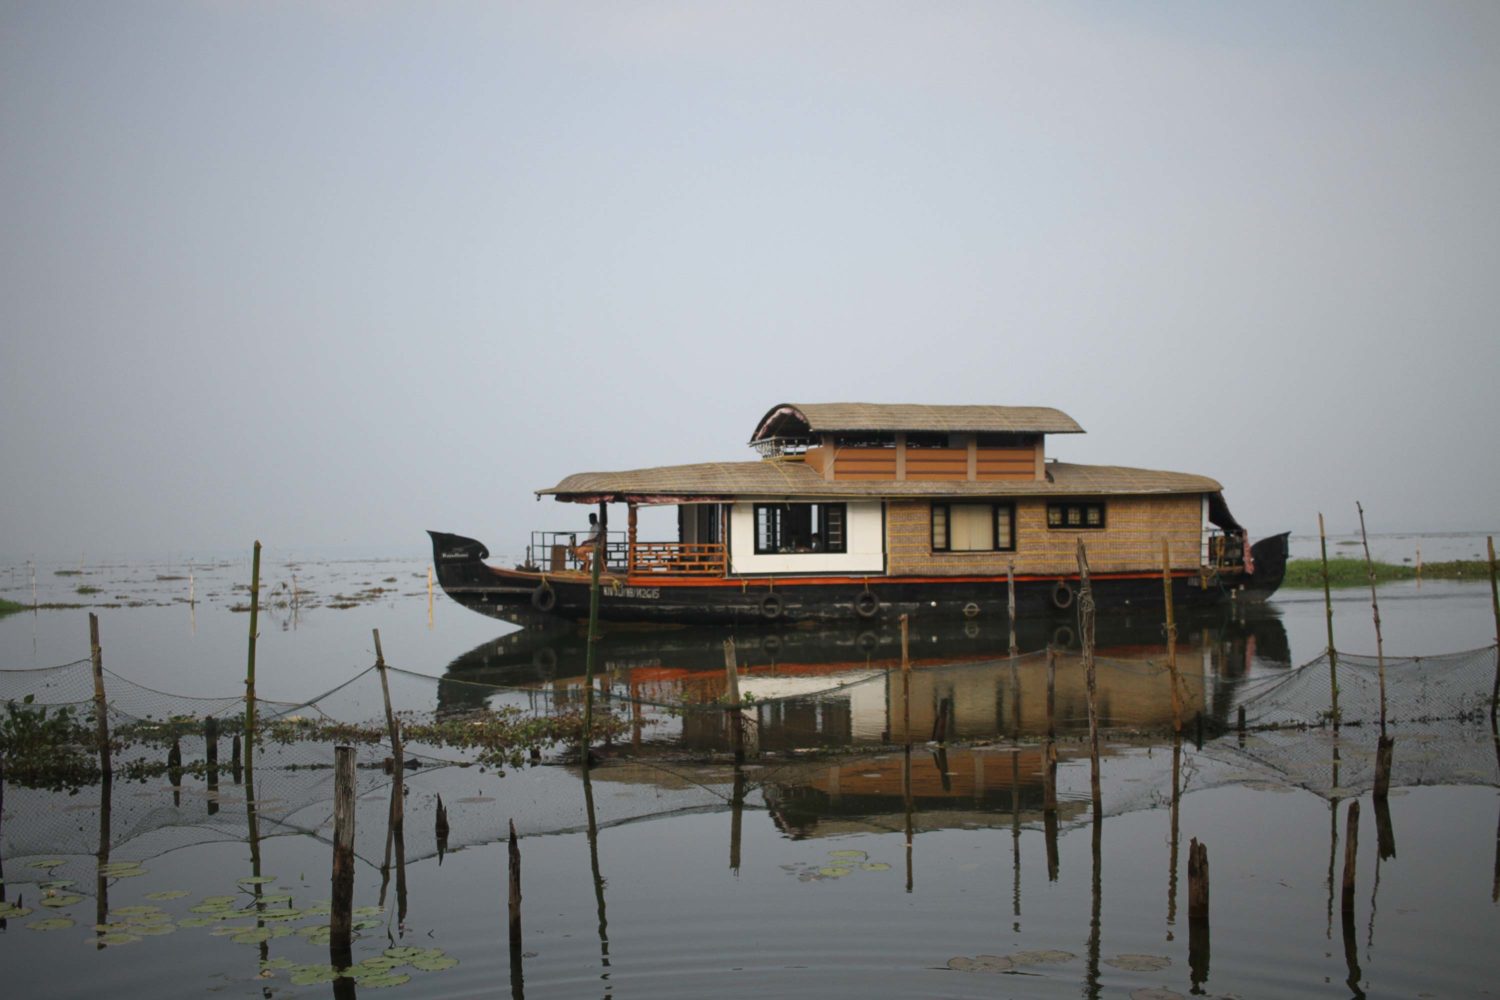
[
  {"left": 750, "top": 402, "right": 1082, "bottom": 483},
  {"left": 536, "top": 402, "right": 1245, "bottom": 580}
]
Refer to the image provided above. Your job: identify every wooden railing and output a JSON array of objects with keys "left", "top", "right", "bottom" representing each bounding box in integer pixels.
[{"left": 630, "top": 541, "right": 727, "bottom": 577}]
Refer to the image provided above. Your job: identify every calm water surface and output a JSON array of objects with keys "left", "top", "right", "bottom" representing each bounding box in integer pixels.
[{"left": 1, "top": 541, "right": 1497, "bottom": 999}]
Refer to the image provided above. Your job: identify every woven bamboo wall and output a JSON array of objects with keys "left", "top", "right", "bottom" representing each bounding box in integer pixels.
[{"left": 885, "top": 495, "right": 1203, "bottom": 576}]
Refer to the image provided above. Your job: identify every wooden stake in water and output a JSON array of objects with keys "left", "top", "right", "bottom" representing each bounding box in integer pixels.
[
  {"left": 1341, "top": 800, "right": 1360, "bottom": 913},
  {"left": 427, "top": 565, "right": 434, "bottom": 627},
  {"left": 1319, "top": 514, "right": 1340, "bottom": 729},
  {"left": 330, "top": 745, "right": 356, "bottom": 967},
  {"left": 88, "top": 613, "right": 112, "bottom": 779},
  {"left": 1162, "top": 539, "right": 1181, "bottom": 734},
  {"left": 900, "top": 613, "right": 911, "bottom": 744},
  {"left": 244, "top": 541, "right": 262, "bottom": 787},
  {"left": 507, "top": 819, "right": 523, "bottom": 955}
]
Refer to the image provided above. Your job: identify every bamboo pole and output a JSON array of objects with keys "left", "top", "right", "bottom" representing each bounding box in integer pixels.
[
  {"left": 88, "top": 613, "right": 112, "bottom": 779},
  {"left": 1162, "top": 539, "right": 1181, "bottom": 734},
  {"left": 1488, "top": 536, "right": 1499, "bottom": 725},
  {"left": 244, "top": 541, "right": 261, "bottom": 789},
  {"left": 1319, "top": 514, "right": 1340, "bottom": 730},
  {"left": 583, "top": 507, "right": 604, "bottom": 754},
  {"left": 330, "top": 746, "right": 356, "bottom": 971},
  {"left": 900, "top": 613, "right": 911, "bottom": 744},
  {"left": 374, "top": 629, "right": 404, "bottom": 839},
  {"left": 1006, "top": 561, "right": 1017, "bottom": 658},
  {"left": 427, "top": 565, "right": 434, "bottom": 626},
  {"left": 1043, "top": 645, "right": 1058, "bottom": 815},
  {"left": 1077, "top": 539, "right": 1101, "bottom": 816},
  {"left": 1355, "top": 504, "right": 1387, "bottom": 735},
  {"left": 1357, "top": 503, "right": 1394, "bottom": 799}
]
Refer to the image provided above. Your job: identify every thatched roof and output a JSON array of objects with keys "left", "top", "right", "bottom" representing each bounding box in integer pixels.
[
  {"left": 752, "top": 402, "right": 1084, "bottom": 442},
  {"left": 540, "top": 460, "right": 1219, "bottom": 504}
]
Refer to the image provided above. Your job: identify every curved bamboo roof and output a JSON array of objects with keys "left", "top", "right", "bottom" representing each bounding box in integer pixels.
[
  {"left": 540, "top": 460, "right": 1220, "bottom": 504},
  {"left": 752, "top": 402, "right": 1084, "bottom": 442}
]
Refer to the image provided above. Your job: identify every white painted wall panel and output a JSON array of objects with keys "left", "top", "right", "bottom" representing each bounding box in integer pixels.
[{"left": 728, "top": 500, "right": 885, "bottom": 575}]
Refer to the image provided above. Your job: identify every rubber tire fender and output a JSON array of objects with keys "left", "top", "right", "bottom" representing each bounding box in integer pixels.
[
  {"left": 759, "top": 592, "right": 785, "bottom": 620},
  {"left": 854, "top": 590, "right": 880, "bottom": 619},
  {"left": 531, "top": 584, "right": 557, "bottom": 613},
  {"left": 1051, "top": 580, "right": 1075, "bottom": 611}
]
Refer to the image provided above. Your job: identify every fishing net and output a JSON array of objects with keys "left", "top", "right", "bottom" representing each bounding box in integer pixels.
[{"left": 2, "top": 639, "right": 1497, "bottom": 889}]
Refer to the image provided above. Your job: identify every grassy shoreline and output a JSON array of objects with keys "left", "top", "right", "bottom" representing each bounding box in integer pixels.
[
  {"left": 0, "top": 598, "right": 28, "bottom": 617},
  {"left": 1283, "top": 557, "right": 1494, "bottom": 589}
]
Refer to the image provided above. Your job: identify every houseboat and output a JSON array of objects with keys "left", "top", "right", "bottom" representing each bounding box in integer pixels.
[{"left": 429, "top": 402, "right": 1287, "bottom": 626}]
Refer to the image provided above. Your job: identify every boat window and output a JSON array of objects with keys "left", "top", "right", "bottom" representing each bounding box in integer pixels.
[
  {"left": 1046, "top": 502, "right": 1106, "bottom": 530},
  {"left": 754, "top": 503, "right": 847, "bottom": 554},
  {"left": 931, "top": 503, "right": 1015, "bottom": 552}
]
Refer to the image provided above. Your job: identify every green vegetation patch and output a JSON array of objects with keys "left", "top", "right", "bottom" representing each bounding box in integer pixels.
[
  {"left": 1282, "top": 558, "right": 1494, "bottom": 590},
  {"left": 0, "top": 598, "right": 27, "bottom": 617}
]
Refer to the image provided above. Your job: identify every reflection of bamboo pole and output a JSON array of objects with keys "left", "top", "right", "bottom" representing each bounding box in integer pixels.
[
  {"left": 1010, "top": 750, "right": 1021, "bottom": 930},
  {"left": 1341, "top": 800, "right": 1360, "bottom": 913},
  {"left": 88, "top": 614, "right": 112, "bottom": 779},
  {"left": 1320, "top": 514, "right": 1340, "bottom": 730},
  {"left": 1085, "top": 814, "right": 1102, "bottom": 999},
  {"left": 900, "top": 613, "right": 911, "bottom": 744},
  {"left": 729, "top": 767, "right": 745, "bottom": 873},
  {"left": 508, "top": 819, "right": 523, "bottom": 959},
  {"left": 902, "top": 743, "right": 914, "bottom": 893},
  {"left": 205, "top": 717, "right": 219, "bottom": 817},
  {"left": 1167, "top": 738, "right": 1181, "bottom": 933},
  {"left": 724, "top": 638, "right": 743, "bottom": 765},
  {"left": 1162, "top": 540, "right": 1181, "bottom": 734},
  {"left": 582, "top": 770, "right": 611, "bottom": 982}
]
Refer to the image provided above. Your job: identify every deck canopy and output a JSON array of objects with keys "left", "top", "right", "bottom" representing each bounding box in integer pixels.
[
  {"left": 751, "top": 402, "right": 1085, "bottom": 447},
  {"left": 539, "top": 460, "right": 1221, "bottom": 505}
]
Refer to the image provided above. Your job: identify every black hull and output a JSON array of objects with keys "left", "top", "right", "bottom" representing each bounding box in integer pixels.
[{"left": 429, "top": 529, "right": 1289, "bottom": 628}]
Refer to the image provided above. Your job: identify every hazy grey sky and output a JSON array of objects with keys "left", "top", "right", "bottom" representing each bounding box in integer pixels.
[{"left": 3, "top": 1, "right": 1497, "bottom": 561}]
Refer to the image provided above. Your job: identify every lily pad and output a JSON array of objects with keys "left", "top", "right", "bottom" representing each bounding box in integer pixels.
[
  {"left": 132, "top": 922, "right": 177, "bottom": 936},
  {"left": 261, "top": 958, "right": 297, "bottom": 971},
  {"left": 384, "top": 946, "right": 428, "bottom": 961},
  {"left": 1105, "top": 954, "right": 1172, "bottom": 972},
  {"left": 352, "top": 918, "right": 383, "bottom": 930},
  {"left": 40, "top": 880, "right": 77, "bottom": 890},
  {"left": 948, "top": 954, "right": 1015, "bottom": 973},
  {"left": 0, "top": 902, "right": 33, "bottom": 918},
  {"left": 27, "top": 917, "right": 75, "bottom": 931},
  {"left": 256, "top": 908, "right": 304, "bottom": 921},
  {"left": 355, "top": 971, "right": 411, "bottom": 989},
  {"left": 96, "top": 931, "right": 142, "bottom": 946},
  {"left": 145, "top": 890, "right": 190, "bottom": 901},
  {"left": 98, "top": 863, "right": 146, "bottom": 878},
  {"left": 860, "top": 862, "right": 891, "bottom": 872},
  {"left": 110, "top": 905, "right": 165, "bottom": 916},
  {"left": 358, "top": 956, "right": 402, "bottom": 972},
  {"left": 1012, "top": 949, "right": 1076, "bottom": 965},
  {"left": 410, "top": 952, "right": 459, "bottom": 972},
  {"left": 26, "top": 858, "right": 65, "bottom": 869},
  {"left": 41, "top": 894, "right": 83, "bottom": 908},
  {"left": 817, "top": 867, "right": 852, "bottom": 878},
  {"left": 237, "top": 875, "right": 278, "bottom": 885},
  {"left": 289, "top": 965, "right": 340, "bottom": 986},
  {"left": 828, "top": 849, "right": 867, "bottom": 859}
]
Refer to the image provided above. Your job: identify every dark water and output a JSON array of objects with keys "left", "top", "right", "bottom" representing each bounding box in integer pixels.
[{"left": 1, "top": 545, "right": 1497, "bottom": 999}]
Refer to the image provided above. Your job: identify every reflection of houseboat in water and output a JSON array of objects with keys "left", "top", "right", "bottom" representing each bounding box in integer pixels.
[
  {"left": 439, "top": 609, "right": 1288, "bottom": 750},
  {"left": 430, "top": 402, "right": 1288, "bottom": 626}
]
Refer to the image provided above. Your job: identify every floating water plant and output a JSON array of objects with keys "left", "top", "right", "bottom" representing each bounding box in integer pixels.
[
  {"left": 947, "top": 954, "right": 1015, "bottom": 973},
  {"left": 26, "top": 917, "right": 75, "bottom": 931},
  {"left": 145, "top": 890, "right": 189, "bottom": 901}
]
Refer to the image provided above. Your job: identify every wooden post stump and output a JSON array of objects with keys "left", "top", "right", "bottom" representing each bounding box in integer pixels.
[{"left": 330, "top": 745, "right": 356, "bottom": 967}]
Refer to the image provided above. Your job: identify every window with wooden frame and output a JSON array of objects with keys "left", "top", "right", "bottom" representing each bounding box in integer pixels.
[
  {"left": 753, "top": 502, "right": 847, "bottom": 554},
  {"left": 931, "top": 502, "right": 1015, "bottom": 552},
  {"left": 1046, "top": 501, "right": 1106, "bottom": 530}
]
